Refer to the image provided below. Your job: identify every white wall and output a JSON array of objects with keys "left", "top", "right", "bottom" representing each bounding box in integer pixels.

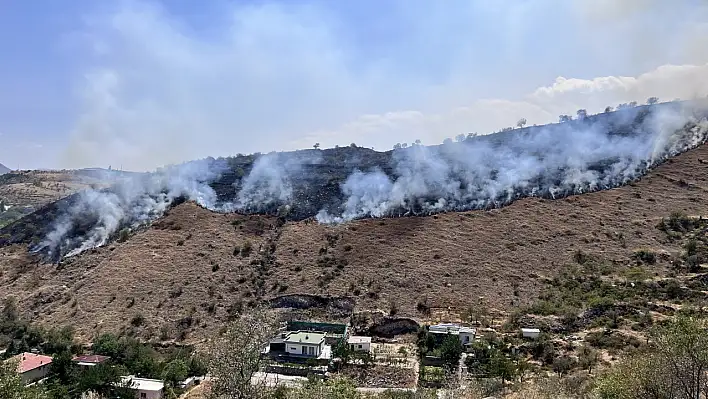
[
  {"left": 285, "top": 343, "right": 320, "bottom": 356},
  {"left": 350, "top": 342, "right": 371, "bottom": 352}
]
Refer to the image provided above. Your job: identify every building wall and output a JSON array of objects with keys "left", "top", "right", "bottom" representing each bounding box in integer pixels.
[
  {"left": 134, "top": 389, "right": 163, "bottom": 399},
  {"left": 350, "top": 342, "right": 371, "bottom": 352},
  {"left": 459, "top": 332, "right": 473, "bottom": 344},
  {"left": 20, "top": 365, "right": 50, "bottom": 385},
  {"left": 285, "top": 343, "right": 320, "bottom": 357}
]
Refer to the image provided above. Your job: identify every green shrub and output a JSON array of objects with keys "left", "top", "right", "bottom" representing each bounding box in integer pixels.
[{"left": 633, "top": 249, "right": 656, "bottom": 265}]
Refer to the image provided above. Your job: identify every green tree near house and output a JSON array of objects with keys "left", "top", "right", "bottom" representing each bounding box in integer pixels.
[{"left": 439, "top": 335, "right": 463, "bottom": 371}]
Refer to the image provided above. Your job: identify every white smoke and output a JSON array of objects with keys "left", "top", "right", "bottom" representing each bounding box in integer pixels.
[
  {"left": 31, "top": 101, "right": 708, "bottom": 258},
  {"left": 36, "top": 158, "right": 225, "bottom": 259},
  {"left": 317, "top": 102, "right": 708, "bottom": 223}
]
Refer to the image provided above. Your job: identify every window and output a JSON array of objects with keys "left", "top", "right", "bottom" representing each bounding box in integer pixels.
[
  {"left": 140, "top": 393, "right": 147, "bottom": 399},
  {"left": 308, "top": 346, "right": 315, "bottom": 356},
  {"left": 358, "top": 345, "right": 362, "bottom": 349},
  {"left": 302, "top": 346, "right": 307, "bottom": 355}
]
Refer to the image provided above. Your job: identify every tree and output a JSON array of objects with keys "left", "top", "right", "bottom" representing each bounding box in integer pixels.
[
  {"left": 401, "top": 143, "right": 408, "bottom": 148},
  {"left": 313, "top": 143, "right": 320, "bottom": 150},
  {"left": 552, "top": 355, "right": 576, "bottom": 377},
  {"left": 578, "top": 344, "right": 599, "bottom": 374},
  {"left": 349, "top": 143, "right": 357, "bottom": 148},
  {"left": 628, "top": 101, "right": 638, "bottom": 107},
  {"left": 91, "top": 333, "right": 121, "bottom": 359},
  {"left": 455, "top": 134, "right": 466, "bottom": 142},
  {"left": 393, "top": 143, "right": 402, "bottom": 150},
  {"left": 75, "top": 363, "right": 128, "bottom": 398},
  {"left": 1, "top": 297, "right": 19, "bottom": 324},
  {"left": 162, "top": 359, "right": 188, "bottom": 388},
  {"left": 442, "top": 138, "right": 453, "bottom": 145},
  {"left": 466, "top": 132, "right": 478, "bottom": 139},
  {"left": 595, "top": 316, "right": 708, "bottom": 399},
  {"left": 647, "top": 97, "right": 659, "bottom": 105},
  {"left": 488, "top": 352, "right": 516, "bottom": 383},
  {"left": 516, "top": 118, "right": 527, "bottom": 128},
  {"left": 516, "top": 357, "right": 532, "bottom": 383},
  {"left": 559, "top": 114, "right": 572, "bottom": 123},
  {"left": 332, "top": 339, "right": 352, "bottom": 368},
  {"left": 207, "top": 306, "right": 278, "bottom": 399},
  {"left": 439, "top": 335, "right": 463, "bottom": 371},
  {"left": 605, "top": 106, "right": 613, "bottom": 113},
  {"left": 576, "top": 109, "right": 588, "bottom": 120},
  {"left": 414, "top": 139, "right": 422, "bottom": 146},
  {"left": 50, "top": 350, "right": 74, "bottom": 385}
]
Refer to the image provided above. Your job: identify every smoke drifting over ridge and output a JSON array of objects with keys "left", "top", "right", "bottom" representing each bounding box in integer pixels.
[
  {"left": 8, "top": 100, "right": 708, "bottom": 260},
  {"left": 318, "top": 103, "right": 708, "bottom": 223}
]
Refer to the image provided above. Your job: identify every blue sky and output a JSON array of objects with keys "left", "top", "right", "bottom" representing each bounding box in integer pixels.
[{"left": 1, "top": 0, "right": 707, "bottom": 170}]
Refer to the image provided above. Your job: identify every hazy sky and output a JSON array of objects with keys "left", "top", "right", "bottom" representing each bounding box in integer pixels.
[{"left": 1, "top": 0, "right": 707, "bottom": 170}]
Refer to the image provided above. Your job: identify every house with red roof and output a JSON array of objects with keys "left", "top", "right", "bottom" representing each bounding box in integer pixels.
[{"left": 7, "top": 352, "right": 53, "bottom": 384}]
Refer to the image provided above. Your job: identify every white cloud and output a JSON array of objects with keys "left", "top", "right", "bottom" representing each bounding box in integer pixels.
[
  {"left": 301, "top": 62, "right": 708, "bottom": 149},
  {"left": 60, "top": 0, "right": 708, "bottom": 170}
]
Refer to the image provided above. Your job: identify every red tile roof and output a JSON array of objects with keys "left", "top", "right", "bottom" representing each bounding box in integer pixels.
[
  {"left": 72, "top": 354, "right": 110, "bottom": 364},
  {"left": 9, "top": 353, "right": 53, "bottom": 373}
]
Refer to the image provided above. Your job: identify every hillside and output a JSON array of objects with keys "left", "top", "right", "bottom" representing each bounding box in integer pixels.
[
  {"left": 2, "top": 101, "right": 708, "bottom": 262},
  {"left": 2, "top": 139, "right": 708, "bottom": 342},
  {"left": 0, "top": 170, "right": 113, "bottom": 228},
  {"left": 0, "top": 163, "right": 9, "bottom": 175}
]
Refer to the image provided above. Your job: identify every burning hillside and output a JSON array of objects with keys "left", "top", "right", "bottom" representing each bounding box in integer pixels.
[{"left": 1, "top": 100, "right": 708, "bottom": 260}]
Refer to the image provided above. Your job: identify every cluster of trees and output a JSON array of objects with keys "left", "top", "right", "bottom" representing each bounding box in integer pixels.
[
  {"left": 1, "top": 297, "right": 205, "bottom": 399},
  {"left": 392, "top": 139, "right": 424, "bottom": 150},
  {"left": 415, "top": 329, "right": 463, "bottom": 372},
  {"left": 595, "top": 316, "right": 708, "bottom": 398}
]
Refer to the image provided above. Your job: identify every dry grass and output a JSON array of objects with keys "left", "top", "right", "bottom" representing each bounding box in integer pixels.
[
  {"left": 2, "top": 144, "right": 708, "bottom": 343},
  {"left": 0, "top": 170, "right": 106, "bottom": 207}
]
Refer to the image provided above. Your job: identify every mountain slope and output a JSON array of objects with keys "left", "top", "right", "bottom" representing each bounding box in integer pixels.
[
  {"left": 0, "top": 163, "right": 9, "bottom": 175},
  {"left": 3, "top": 101, "right": 708, "bottom": 262},
  {"left": 2, "top": 140, "right": 708, "bottom": 342}
]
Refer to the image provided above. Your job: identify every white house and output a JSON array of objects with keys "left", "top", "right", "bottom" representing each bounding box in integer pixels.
[
  {"left": 348, "top": 336, "right": 372, "bottom": 353},
  {"left": 7, "top": 352, "right": 53, "bottom": 385},
  {"left": 119, "top": 376, "right": 165, "bottom": 399},
  {"left": 521, "top": 328, "right": 541, "bottom": 339},
  {"left": 428, "top": 323, "right": 476, "bottom": 345},
  {"left": 283, "top": 331, "right": 328, "bottom": 358}
]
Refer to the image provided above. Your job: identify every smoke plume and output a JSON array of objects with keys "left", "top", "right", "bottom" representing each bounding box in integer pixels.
[
  {"left": 24, "top": 100, "right": 708, "bottom": 259},
  {"left": 36, "top": 158, "right": 226, "bottom": 259},
  {"left": 317, "top": 102, "right": 708, "bottom": 222}
]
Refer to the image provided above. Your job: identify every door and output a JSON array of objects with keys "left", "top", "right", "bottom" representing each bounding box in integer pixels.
[{"left": 302, "top": 346, "right": 307, "bottom": 355}]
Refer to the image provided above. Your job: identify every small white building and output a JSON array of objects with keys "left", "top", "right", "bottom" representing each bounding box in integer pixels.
[
  {"left": 348, "top": 336, "right": 372, "bottom": 353},
  {"left": 284, "top": 331, "right": 327, "bottom": 358},
  {"left": 7, "top": 352, "right": 53, "bottom": 385},
  {"left": 119, "top": 376, "right": 165, "bottom": 399},
  {"left": 521, "top": 328, "right": 541, "bottom": 339},
  {"left": 428, "top": 323, "right": 476, "bottom": 345}
]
